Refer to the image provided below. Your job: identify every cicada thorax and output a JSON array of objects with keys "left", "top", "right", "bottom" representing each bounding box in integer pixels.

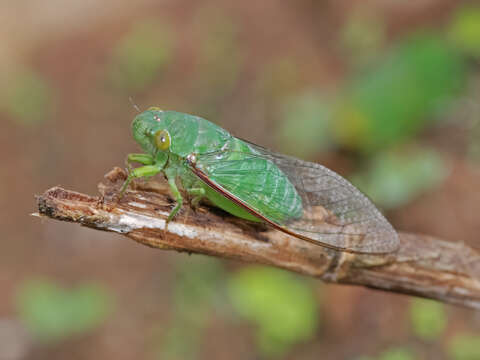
[{"left": 158, "top": 112, "right": 231, "bottom": 157}]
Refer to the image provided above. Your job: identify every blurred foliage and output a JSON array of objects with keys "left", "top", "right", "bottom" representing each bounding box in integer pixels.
[
  {"left": 1, "top": 67, "right": 54, "bottom": 126},
  {"left": 377, "top": 348, "right": 415, "bottom": 360},
  {"left": 228, "top": 266, "right": 319, "bottom": 358},
  {"left": 276, "top": 90, "right": 335, "bottom": 158},
  {"left": 355, "top": 347, "right": 415, "bottom": 360},
  {"left": 468, "top": 117, "right": 480, "bottom": 161},
  {"left": 340, "top": 11, "right": 386, "bottom": 68},
  {"left": 272, "top": 32, "right": 464, "bottom": 212},
  {"left": 16, "top": 279, "right": 112, "bottom": 343},
  {"left": 335, "top": 33, "right": 466, "bottom": 152},
  {"left": 409, "top": 298, "right": 447, "bottom": 341},
  {"left": 448, "top": 334, "right": 480, "bottom": 360},
  {"left": 107, "top": 20, "right": 172, "bottom": 92},
  {"left": 448, "top": 5, "right": 480, "bottom": 58},
  {"left": 159, "top": 257, "right": 226, "bottom": 360},
  {"left": 351, "top": 146, "right": 448, "bottom": 209},
  {"left": 259, "top": 58, "right": 302, "bottom": 102},
  {"left": 192, "top": 10, "right": 241, "bottom": 116},
  {"left": 6, "top": 2, "right": 480, "bottom": 359}
]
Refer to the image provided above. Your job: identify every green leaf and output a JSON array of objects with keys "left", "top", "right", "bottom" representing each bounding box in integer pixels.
[
  {"left": 378, "top": 347, "right": 415, "bottom": 360},
  {"left": 2, "top": 68, "right": 54, "bottom": 126},
  {"left": 351, "top": 146, "right": 448, "bottom": 209},
  {"left": 335, "top": 33, "right": 466, "bottom": 152},
  {"left": 16, "top": 278, "right": 113, "bottom": 343},
  {"left": 228, "top": 266, "right": 319, "bottom": 358},
  {"left": 108, "top": 19, "right": 172, "bottom": 92},
  {"left": 409, "top": 298, "right": 447, "bottom": 341},
  {"left": 448, "top": 334, "right": 480, "bottom": 360},
  {"left": 448, "top": 5, "right": 480, "bottom": 58}
]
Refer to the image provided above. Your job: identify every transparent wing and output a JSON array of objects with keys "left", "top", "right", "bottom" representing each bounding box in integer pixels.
[{"left": 192, "top": 141, "right": 399, "bottom": 254}]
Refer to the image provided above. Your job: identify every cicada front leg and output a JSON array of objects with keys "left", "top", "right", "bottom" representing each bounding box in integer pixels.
[{"left": 117, "top": 153, "right": 157, "bottom": 200}]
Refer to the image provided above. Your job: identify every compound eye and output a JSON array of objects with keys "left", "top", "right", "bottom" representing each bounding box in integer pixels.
[{"left": 154, "top": 129, "right": 171, "bottom": 151}]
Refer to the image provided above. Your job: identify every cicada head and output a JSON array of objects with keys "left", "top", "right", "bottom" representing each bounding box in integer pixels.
[{"left": 131, "top": 107, "right": 171, "bottom": 156}]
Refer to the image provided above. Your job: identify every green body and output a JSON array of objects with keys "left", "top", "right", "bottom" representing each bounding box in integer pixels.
[{"left": 121, "top": 109, "right": 303, "bottom": 224}]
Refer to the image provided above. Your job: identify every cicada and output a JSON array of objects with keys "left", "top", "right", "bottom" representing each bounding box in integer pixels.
[{"left": 119, "top": 108, "right": 399, "bottom": 254}]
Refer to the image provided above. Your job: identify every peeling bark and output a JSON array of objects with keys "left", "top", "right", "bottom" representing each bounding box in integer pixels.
[{"left": 35, "top": 167, "right": 480, "bottom": 310}]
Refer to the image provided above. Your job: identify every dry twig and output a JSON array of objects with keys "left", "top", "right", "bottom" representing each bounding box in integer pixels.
[{"left": 35, "top": 167, "right": 480, "bottom": 309}]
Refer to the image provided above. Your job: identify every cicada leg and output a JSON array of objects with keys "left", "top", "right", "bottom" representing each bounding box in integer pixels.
[
  {"left": 165, "top": 176, "right": 183, "bottom": 224},
  {"left": 117, "top": 153, "right": 156, "bottom": 200},
  {"left": 187, "top": 188, "right": 206, "bottom": 210},
  {"left": 118, "top": 163, "right": 162, "bottom": 199},
  {"left": 125, "top": 153, "right": 155, "bottom": 166},
  {"left": 178, "top": 187, "right": 206, "bottom": 227}
]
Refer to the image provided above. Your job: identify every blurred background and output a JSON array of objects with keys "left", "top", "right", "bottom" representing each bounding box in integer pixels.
[{"left": 1, "top": 0, "right": 480, "bottom": 359}]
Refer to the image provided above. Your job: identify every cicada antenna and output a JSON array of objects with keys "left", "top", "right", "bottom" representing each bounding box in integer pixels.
[{"left": 129, "top": 96, "right": 141, "bottom": 113}]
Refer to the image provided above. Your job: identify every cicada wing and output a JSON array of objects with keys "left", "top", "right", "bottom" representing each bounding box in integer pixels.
[
  {"left": 243, "top": 142, "right": 399, "bottom": 253},
  {"left": 192, "top": 143, "right": 399, "bottom": 254}
]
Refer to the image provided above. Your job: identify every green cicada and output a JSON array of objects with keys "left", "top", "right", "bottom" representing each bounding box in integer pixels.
[{"left": 119, "top": 107, "right": 399, "bottom": 254}]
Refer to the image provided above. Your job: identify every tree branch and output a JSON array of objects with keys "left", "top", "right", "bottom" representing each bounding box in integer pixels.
[{"left": 35, "top": 167, "right": 480, "bottom": 309}]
